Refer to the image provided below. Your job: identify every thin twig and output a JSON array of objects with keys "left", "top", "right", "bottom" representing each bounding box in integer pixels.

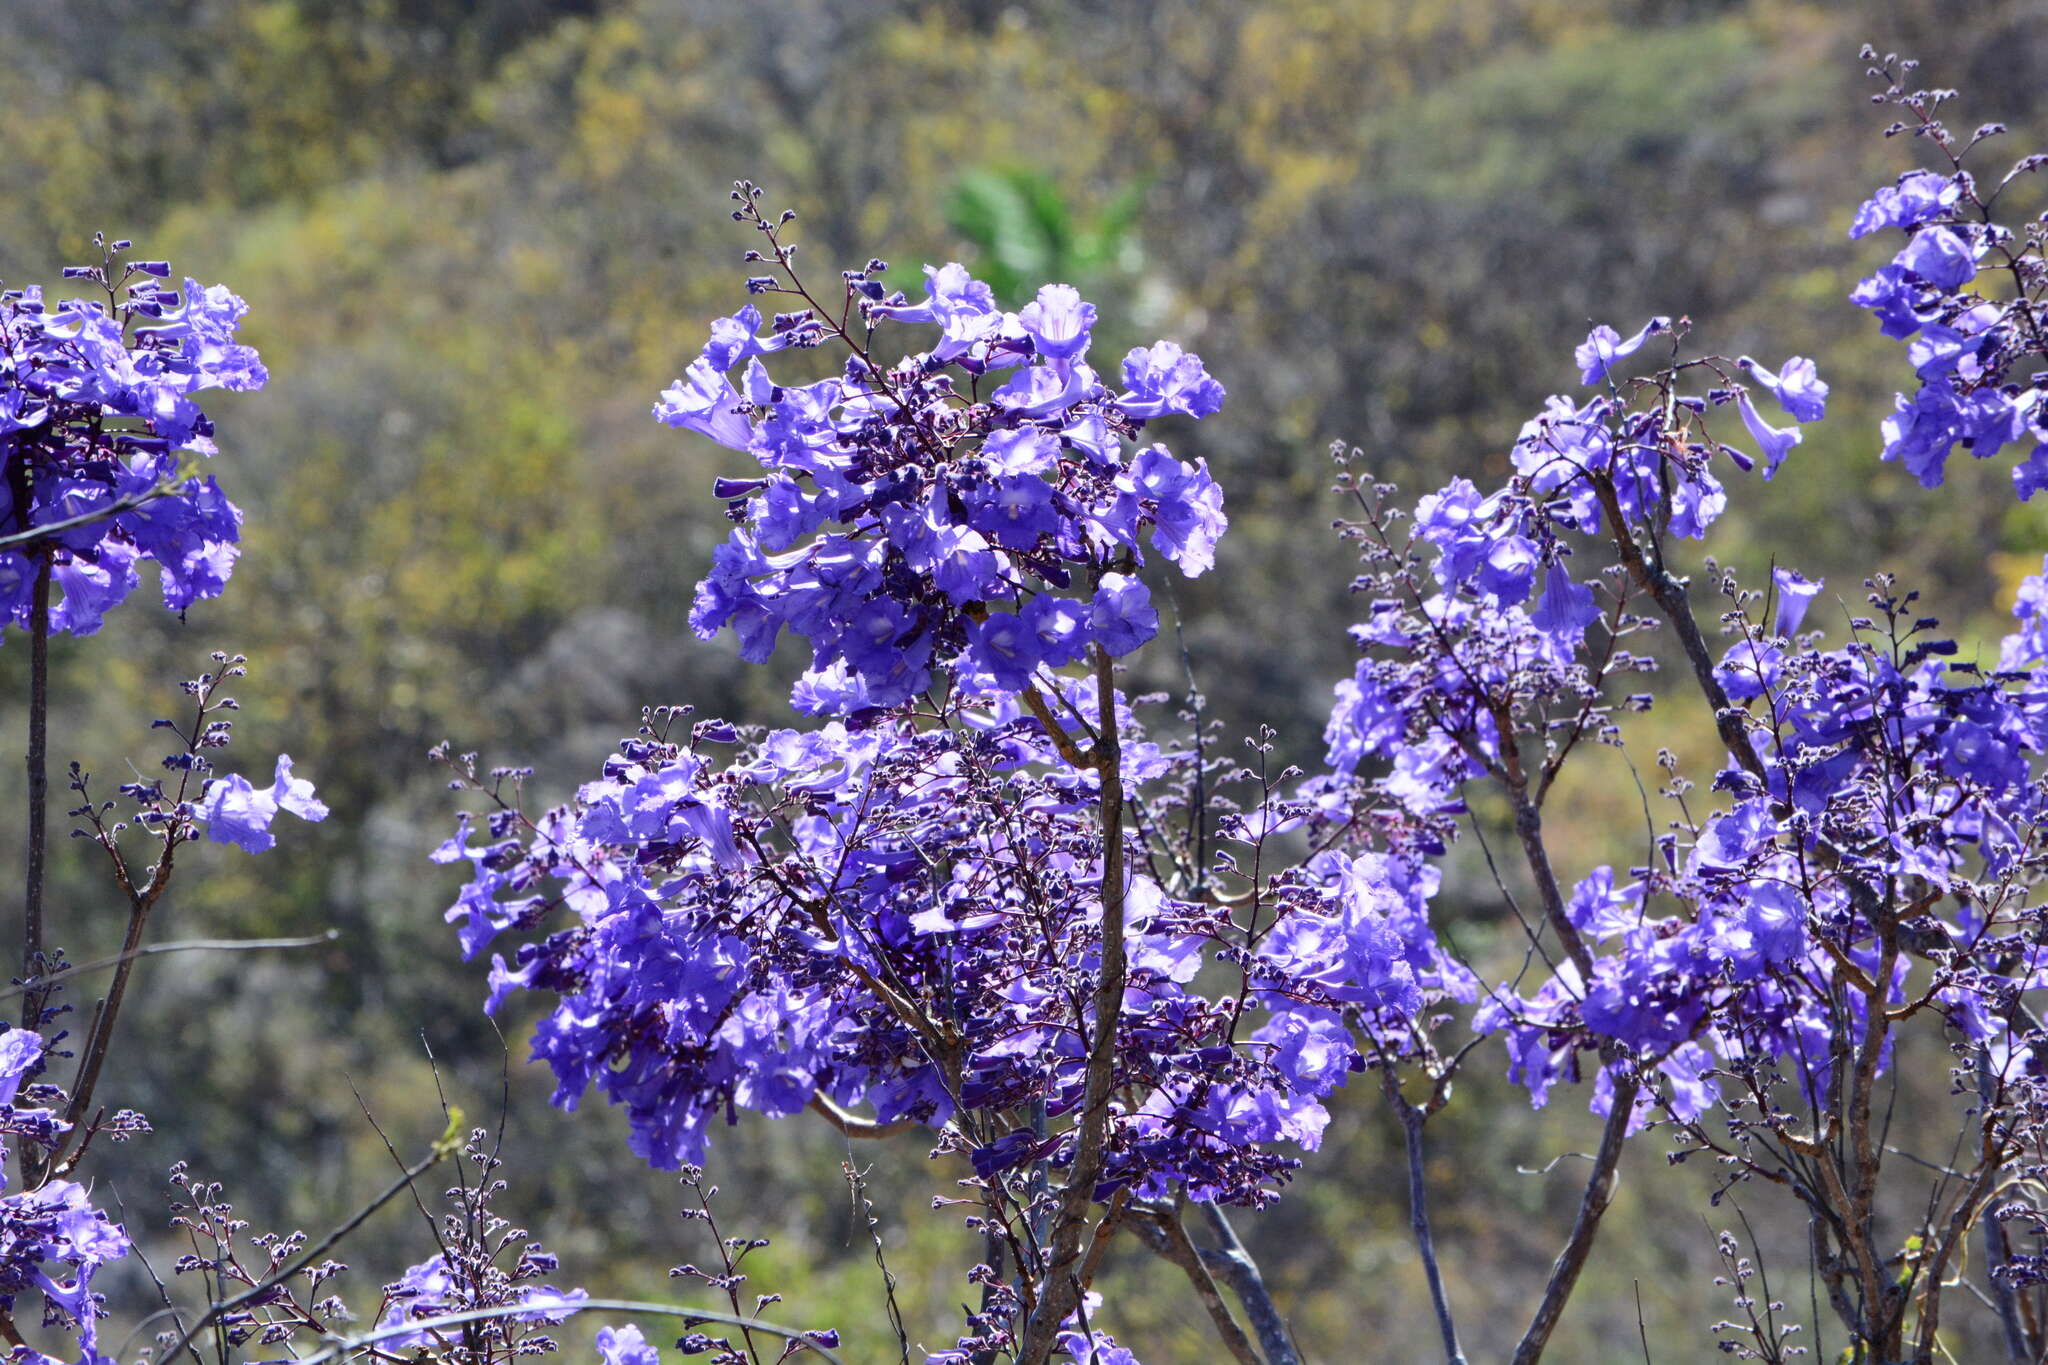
[
  {"left": 0, "top": 479, "right": 181, "bottom": 555},
  {"left": 0, "top": 931, "right": 337, "bottom": 1004}
]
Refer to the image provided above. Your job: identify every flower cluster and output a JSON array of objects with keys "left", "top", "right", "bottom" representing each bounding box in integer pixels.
[
  {"left": 1312, "top": 288, "right": 2048, "bottom": 1145},
  {"left": 0, "top": 1032, "right": 131, "bottom": 1362},
  {"left": 86, "top": 654, "right": 328, "bottom": 857},
  {"left": 1323, "top": 318, "right": 1828, "bottom": 822},
  {"left": 1845, "top": 59, "right": 2048, "bottom": 495},
  {"left": 0, "top": 656, "right": 331, "bottom": 1365},
  {"left": 0, "top": 239, "right": 265, "bottom": 638},
  {"left": 422, "top": 60, "right": 2048, "bottom": 1362},
  {"left": 1301, "top": 63, "right": 2048, "bottom": 1359},
  {"left": 671, "top": 189, "right": 1224, "bottom": 714},
  {"left": 438, "top": 683, "right": 1419, "bottom": 1208}
]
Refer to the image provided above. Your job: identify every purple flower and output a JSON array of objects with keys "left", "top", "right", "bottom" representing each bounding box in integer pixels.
[
  {"left": 1573, "top": 316, "right": 1668, "bottom": 384},
  {"left": 699, "top": 303, "right": 806, "bottom": 371},
  {"left": 1849, "top": 264, "right": 1932, "bottom": 340},
  {"left": 1713, "top": 882, "right": 1806, "bottom": 979},
  {"left": 199, "top": 774, "right": 279, "bottom": 853},
  {"left": 869, "top": 263, "right": 1004, "bottom": 360},
  {"left": 991, "top": 362, "right": 1097, "bottom": 420},
  {"left": 1772, "top": 568, "right": 1823, "bottom": 637},
  {"left": 198, "top": 754, "right": 328, "bottom": 854},
  {"left": 1692, "top": 799, "right": 1777, "bottom": 873},
  {"left": 2016, "top": 446, "right": 2048, "bottom": 502},
  {"left": 654, "top": 359, "right": 751, "bottom": 451},
  {"left": 1735, "top": 391, "right": 1801, "bottom": 479},
  {"left": 1739, "top": 355, "right": 1829, "bottom": 422},
  {"left": 1668, "top": 470, "right": 1726, "bottom": 539},
  {"left": 1126, "top": 446, "right": 1227, "bottom": 576},
  {"left": 1874, "top": 377, "right": 2019, "bottom": 489},
  {"left": 1116, "top": 341, "right": 1225, "bottom": 420},
  {"left": 0, "top": 1176, "right": 131, "bottom": 1349},
  {"left": 1531, "top": 563, "right": 1600, "bottom": 644},
  {"left": 1941, "top": 717, "right": 2028, "bottom": 790},
  {"left": 1023, "top": 593, "right": 1090, "bottom": 666},
  {"left": 595, "top": 1324, "right": 660, "bottom": 1365},
  {"left": 1087, "top": 573, "right": 1157, "bottom": 656},
  {"left": 981, "top": 427, "right": 1061, "bottom": 476},
  {"left": 0, "top": 1030, "right": 42, "bottom": 1106},
  {"left": 970, "top": 475, "right": 1061, "bottom": 550},
  {"left": 840, "top": 597, "right": 916, "bottom": 676},
  {"left": 269, "top": 754, "right": 330, "bottom": 821},
  {"left": 1474, "top": 534, "right": 1538, "bottom": 606},
  {"left": 1019, "top": 283, "right": 1097, "bottom": 363},
  {"left": 1895, "top": 225, "right": 1979, "bottom": 289},
  {"left": 1323, "top": 662, "right": 1405, "bottom": 774},
  {"left": 1411, "top": 477, "right": 1490, "bottom": 587},
  {"left": 967, "top": 612, "right": 1044, "bottom": 692},
  {"left": 1565, "top": 867, "right": 1641, "bottom": 941},
  {"left": 1056, "top": 1330, "right": 1142, "bottom": 1365},
  {"left": 1849, "top": 170, "right": 1960, "bottom": 239}
]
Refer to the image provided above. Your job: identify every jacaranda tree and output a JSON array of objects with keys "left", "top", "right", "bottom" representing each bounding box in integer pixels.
[{"left": 9, "top": 43, "right": 2048, "bottom": 1365}]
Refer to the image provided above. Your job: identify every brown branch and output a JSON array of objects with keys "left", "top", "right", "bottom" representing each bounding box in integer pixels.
[
  {"left": 1077, "top": 1188, "right": 1130, "bottom": 1290},
  {"left": 1129, "top": 1205, "right": 1261, "bottom": 1365},
  {"left": 1197, "top": 1204, "right": 1300, "bottom": 1365},
  {"left": 1016, "top": 646, "right": 1129, "bottom": 1364},
  {"left": 1810, "top": 1141, "right": 1886, "bottom": 1341},
  {"left": 1979, "top": 1054, "right": 2034, "bottom": 1363},
  {"left": 1022, "top": 686, "right": 1098, "bottom": 771},
  {"left": 1510, "top": 1069, "right": 1638, "bottom": 1365},
  {"left": 807, "top": 1093, "right": 918, "bottom": 1140},
  {"left": 20, "top": 553, "right": 49, "bottom": 1030},
  {"left": 1384, "top": 1072, "right": 1467, "bottom": 1365},
  {"left": 1590, "top": 474, "right": 1767, "bottom": 782},
  {"left": 1914, "top": 1151, "right": 2005, "bottom": 1360}
]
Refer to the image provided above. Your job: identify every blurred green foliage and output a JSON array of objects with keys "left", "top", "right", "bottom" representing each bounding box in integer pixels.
[
  {"left": 2, "top": 1, "right": 2048, "bottom": 1360},
  {"left": 945, "top": 168, "right": 1145, "bottom": 305}
]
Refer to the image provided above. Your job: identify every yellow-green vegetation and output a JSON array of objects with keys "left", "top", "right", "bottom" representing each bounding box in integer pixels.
[{"left": 2, "top": 1, "right": 2046, "bottom": 1359}]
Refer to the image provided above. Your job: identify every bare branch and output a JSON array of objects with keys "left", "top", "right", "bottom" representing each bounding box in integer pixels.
[
  {"left": 1198, "top": 1204, "right": 1301, "bottom": 1365},
  {"left": 1511, "top": 1069, "right": 1638, "bottom": 1365},
  {"left": 807, "top": 1093, "right": 918, "bottom": 1140},
  {"left": 1128, "top": 1204, "right": 1261, "bottom": 1365},
  {"left": 1384, "top": 1072, "right": 1467, "bottom": 1364},
  {"left": 1016, "top": 646, "right": 1131, "bottom": 1363},
  {"left": 0, "top": 931, "right": 338, "bottom": 1004}
]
